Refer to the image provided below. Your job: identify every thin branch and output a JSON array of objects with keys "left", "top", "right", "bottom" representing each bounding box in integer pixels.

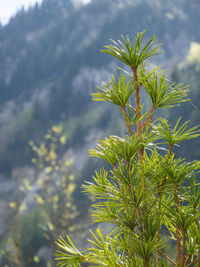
[
  {"left": 131, "top": 186, "right": 143, "bottom": 236},
  {"left": 147, "top": 105, "right": 155, "bottom": 128},
  {"left": 182, "top": 230, "right": 186, "bottom": 265},
  {"left": 132, "top": 67, "right": 143, "bottom": 161},
  {"left": 121, "top": 106, "right": 133, "bottom": 136},
  {"left": 185, "top": 253, "right": 192, "bottom": 265},
  {"left": 143, "top": 105, "right": 156, "bottom": 131},
  {"left": 132, "top": 67, "right": 142, "bottom": 137},
  {"left": 143, "top": 259, "right": 149, "bottom": 267},
  {"left": 168, "top": 144, "right": 173, "bottom": 160},
  {"left": 159, "top": 250, "right": 176, "bottom": 265},
  {"left": 186, "top": 258, "right": 198, "bottom": 267},
  {"left": 145, "top": 196, "right": 159, "bottom": 215}
]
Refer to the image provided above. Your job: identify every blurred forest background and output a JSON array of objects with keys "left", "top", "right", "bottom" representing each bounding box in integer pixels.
[{"left": 0, "top": 0, "right": 200, "bottom": 266}]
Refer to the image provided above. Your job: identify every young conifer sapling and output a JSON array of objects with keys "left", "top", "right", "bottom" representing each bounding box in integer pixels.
[{"left": 55, "top": 30, "right": 200, "bottom": 267}]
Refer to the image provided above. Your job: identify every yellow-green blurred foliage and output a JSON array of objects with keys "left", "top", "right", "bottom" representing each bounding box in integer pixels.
[
  {"left": 0, "top": 125, "right": 78, "bottom": 266},
  {"left": 29, "top": 124, "right": 78, "bottom": 235}
]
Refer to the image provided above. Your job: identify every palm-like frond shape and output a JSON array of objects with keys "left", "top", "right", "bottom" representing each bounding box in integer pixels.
[
  {"left": 143, "top": 71, "right": 189, "bottom": 108},
  {"left": 90, "top": 135, "right": 143, "bottom": 164},
  {"left": 188, "top": 223, "right": 200, "bottom": 247},
  {"left": 153, "top": 118, "right": 200, "bottom": 147},
  {"left": 55, "top": 235, "right": 85, "bottom": 266},
  {"left": 55, "top": 229, "right": 128, "bottom": 267},
  {"left": 142, "top": 215, "right": 161, "bottom": 241},
  {"left": 101, "top": 30, "right": 162, "bottom": 68},
  {"left": 92, "top": 74, "right": 134, "bottom": 107},
  {"left": 137, "top": 62, "right": 162, "bottom": 84},
  {"left": 187, "top": 224, "right": 200, "bottom": 256},
  {"left": 92, "top": 203, "right": 137, "bottom": 231},
  {"left": 183, "top": 176, "right": 200, "bottom": 210},
  {"left": 164, "top": 204, "right": 200, "bottom": 232},
  {"left": 88, "top": 228, "right": 129, "bottom": 266},
  {"left": 165, "top": 157, "right": 200, "bottom": 184},
  {"left": 89, "top": 137, "right": 118, "bottom": 166},
  {"left": 109, "top": 135, "right": 143, "bottom": 162},
  {"left": 131, "top": 237, "right": 163, "bottom": 261},
  {"left": 82, "top": 168, "right": 127, "bottom": 204}
]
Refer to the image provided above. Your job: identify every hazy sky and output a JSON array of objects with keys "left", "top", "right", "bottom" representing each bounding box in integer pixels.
[{"left": 0, "top": 0, "right": 91, "bottom": 25}]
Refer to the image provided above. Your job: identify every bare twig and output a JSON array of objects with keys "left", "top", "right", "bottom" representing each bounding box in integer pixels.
[
  {"left": 143, "top": 105, "right": 156, "bottom": 131},
  {"left": 132, "top": 67, "right": 142, "bottom": 137},
  {"left": 186, "top": 258, "right": 198, "bottom": 267},
  {"left": 121, "top": 106, "right": 133, "bottom": 137},
  {"left": 159, "top": 250, "right": 176, "bottom": 265}
]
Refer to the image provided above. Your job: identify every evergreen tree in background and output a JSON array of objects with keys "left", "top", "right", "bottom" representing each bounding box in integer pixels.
[{"left": 55, "top": 31, "right": 200, "bottom": 266}]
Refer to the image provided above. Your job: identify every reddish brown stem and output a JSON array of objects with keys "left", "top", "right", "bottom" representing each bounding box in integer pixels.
[
  {"left": 132, "top": 67, "right": 142, "bottom": 137},
  {"left": 182, "top": 230, "right": 186, "bottom": 266},
  {"left": 159, "top": 250, "right": 176, "bottom": 265},
  {"left": 132, "top": 67, "right": 143, "bottom": 162},
  {"left": 168, "top": 144, "right": 173, "bottom": 160},
  {"left": 185, "top": 254, "right": 192, "bottom": 265},
  {"left": 125, "top": 159, "right": 130, "bottom": 170},
  {"left": 143, "top": 105, "right": 155, "bottom": 131},
  {"left": 143, "top": 259, "right": 149, "bottom": 267},
  {"left": 186, "top": 258, "right": 198, "bottom": 267},
  {"left": 147, "top": 105, "right": 155, "bottom": 128},
  {"left": 121, "top": 106, "right": 133, "bottom": 136},
  {"left": 176, "top": 227, "right": 181, "bottom": 264}
]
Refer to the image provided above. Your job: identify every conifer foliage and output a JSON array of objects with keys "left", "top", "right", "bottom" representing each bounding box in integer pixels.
[{"left": 55, "top": 31, "right": 200, "bottom": 266}]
